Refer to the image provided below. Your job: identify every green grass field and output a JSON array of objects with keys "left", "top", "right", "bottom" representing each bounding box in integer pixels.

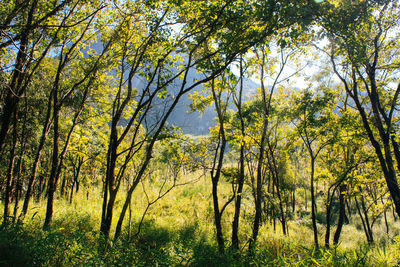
[{"left": 1, "top": 172, "right": 400, "bottom": 266}]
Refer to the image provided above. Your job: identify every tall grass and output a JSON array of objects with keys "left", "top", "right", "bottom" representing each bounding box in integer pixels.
[{"left": 1, "top": 172, "right": 400, "bottom": 266}]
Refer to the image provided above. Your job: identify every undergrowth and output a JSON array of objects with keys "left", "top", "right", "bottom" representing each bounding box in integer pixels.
[
  {"left": 1, "top": 213, "right": 400, "bottom": 266},
  {"left": 1, "top": 176, "right": 400, "bottom": 266}
]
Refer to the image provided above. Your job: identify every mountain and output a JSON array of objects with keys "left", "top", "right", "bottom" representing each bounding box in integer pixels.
[{"left": 167, "top": 75, "right": 259, "bottom": 135}]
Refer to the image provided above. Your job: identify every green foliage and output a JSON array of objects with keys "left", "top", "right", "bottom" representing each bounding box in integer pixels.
[
  {"left": 0, "top": 214, "right": 99, "bottom": 266},
  {"left": 2, "top": 177, "right": 400, "bottom": 266},
  {"left": 2, "top": 0, "right": 400, "bottom": 266},
  {"left": 221, "top": 167, "right": 240, "bottom": 183}
]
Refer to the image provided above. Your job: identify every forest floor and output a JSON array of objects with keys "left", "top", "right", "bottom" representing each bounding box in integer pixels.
[{"left": 1, "top": 173, "right": 400, "bottom": 266}]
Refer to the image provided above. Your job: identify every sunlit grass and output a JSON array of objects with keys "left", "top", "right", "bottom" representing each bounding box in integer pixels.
[{"left": 1, "top": 171, "right": 400, "bottom": 266}]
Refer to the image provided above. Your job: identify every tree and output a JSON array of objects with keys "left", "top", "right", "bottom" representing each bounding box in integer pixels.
[
  {"left": 320, "top": 0, "right": 400, "bottom": 218},
  {"left": 0, "top": 0, "right": 106, "bottom": 157},
  {"left": 244, "top": 41, "right": 306, "bottom": 248},
  {"left": 348, "top": 158, "right": 391, "bottom": 244},
  {"left": 208, "top": 76, "right": 232, "bottom": 253},
  {"left": 289, "top": 86, "right": 338, "bottom": 249},
  {"left": 1, "top": 0, "right": 108, "bottom": 225},
  {"left": 43, "top": 3, "right": 112, "bottom": 228}
]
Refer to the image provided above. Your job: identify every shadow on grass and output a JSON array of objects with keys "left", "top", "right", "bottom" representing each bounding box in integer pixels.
[{"left": 0, "top": 213, "right": 375, "bottom": 266}]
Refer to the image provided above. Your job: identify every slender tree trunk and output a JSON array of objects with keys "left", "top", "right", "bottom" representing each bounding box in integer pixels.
[
  {"left": 310, "top": 156, "right": 319, "bottom": 249},
  {"left": 382, "top": 197, "right": 389, "bottom": 234},
  {"left": 392, "top": 203, "right": 397, "bottom": 221},
  {"left": 12, "top": 182, "right": 22, "bottom": 223},
  {"left": 21, "top": 91, "right": 52, "bottom": 217},
  {"left": 69, "top": 160, "right": 82, "bottom": 203},
  {"left": 128, "top": 198, "right": 132, "bottom": 240},
  {"left": 361, "top": 196, "right": 373, "bottom": 243},
  {"left": 355, "top": 195, "right": 373, "bottom": 244},
  {"left": 231, "top": 144, "right": 244, "bottom": 249},
  {"left": 345, "top": 198, "right": 351, "bottom": 223},
  {"left": 100, "top": 109, "right": 119, "bottom": 241},
  {"left": 232, "top": 55, "right": 245, "bottom": 250},
  {"left": 211, "top": 125, "right": 227, "bottom": 254},
  {"left": 69, "top": 180, "right": 75, "bottom": 204},
  {"left": 60, "top": 175, "right": 67, "bottom": 197},
  {"left": 305, "top": 188, "right": 307, "bottom": 211},
  {"left": 207, "top": 77, "right": 229, "bottom": 254},
  {"left": 390, "top": 135, "right": 400, "bottom": 174},
  {"left": 12, "top": 111, "right": 27, "bottom": 222},
  {"left": 274, "top": 164, "right": 286, "bottom": 235},
  {"left": 212, "top": 178, "right": 225, "bottom": 253},
  {"left": 324, "top": 189, "right": 336, "bottom": 248},
  {"left": 100, "top": 170, "right": 109, "bottom": 237},
  {"left": 43, "top": 86, "right": 59, "bottom": 230},
  {"left": 3, "top": 112, "right": 18, "bottom": 224},
  {"left": 292, "top": 191, "right": 295, "bottom": 212},
  {"left": 333, "top": 184, "right": 346, "bottom": 245},
  {"left": 100, "top": 189, "right": 117, "bottom": 241},
  {"left": 114, "top": 179, "right": 140, "bottom": 240},
  {"left": 100, "top": 125, "right": 119, "bottom": 243},
  {"left": 249, "top": 119, "right": 268, "bottom": 251},
  {"left": 37, "top": 174, "right": 46, "bottom": 202}
]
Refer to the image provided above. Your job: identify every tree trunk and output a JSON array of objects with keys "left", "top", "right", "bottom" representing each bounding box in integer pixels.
[
  {"left": 211, "top": 125, "right": 227, "bottom": 254},
  {"left": 43, "top": 84, "right": 59, "bottom": 230},
  {"left": 324, "top": 189, "right": 336, "bottom": 248},
  {"left": 305, "top": 188, "right": 307, "bottom": 211},
  {"left": 382, "top": 198, "right": 389, "bottom": 234},
  {"left": 212, "top": 178, "right": 225, "bottom": 253},
  {"left": 231, "top": 143, "right": 245, "bottom": 249},
  {"left": 114, "top": 179, "right": 140, "bottom": 241},
  {"left": 12, "top": 110, "right": 27, "bottom": 222},
  {"left": 249, "top": 118, "right": 268, "bottom": 251},
  {"left": 100, "top": 189, "right": 117, "bottom": 242},
  {"left": 21, "top": 91, "right": 52, "bottom": 217},
  {"left": 392, "top": 203, "right": 397, "bottom": 221},
  {"left": 361, "top": 196, "right": 373, "bottom": 244},
  {"left": 69, "top": 158, "right": 83, "bottom": 203},
  {"left": 232, "top": 104, "right": 245, "bottom": 248},
  {"left": 310, "top": 157, "right": 319, "bottom": 249},
  {"left": 232, "top": 55, "right": 245, "bottom": 250},
  {"left": 274, "top": 167, "right": 286, "bottom": 235},
  {"left": 292, "top": 191, "right": 295, "bottom": 213},
  {"left": 333, "top": 184, "right": 346, "bottom": 245},
  {"left": 60, "top": 175, "right": 67, "bottom": 197},
  {"left": 355, "top": 195, "right": 373, "bottom": 244},
  {"left": 100, "top": 112, "right": 119, "bottom": 242},
  {"left": 3, "top": 112, "right": 18, "bottom": 224}
]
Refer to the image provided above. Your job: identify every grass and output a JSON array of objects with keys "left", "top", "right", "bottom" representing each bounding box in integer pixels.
[{"left": 1, "top": 172, "right": 400, "bottom": 266}]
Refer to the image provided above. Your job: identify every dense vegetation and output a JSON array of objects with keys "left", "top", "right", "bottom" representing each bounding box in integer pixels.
[{"left": 1, "top": 0, "right": 400, "bottom": 265}]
